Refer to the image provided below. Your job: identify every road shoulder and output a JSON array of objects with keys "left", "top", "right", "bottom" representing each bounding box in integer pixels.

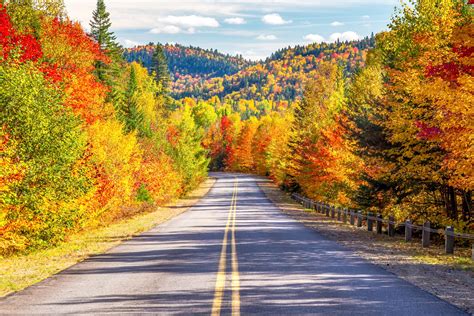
[
  {"left": 256, "top": 176, "right": 474, "bottom": 315},
  {"left": 0, "top": 177, "right": 216, "bottom": 297}
]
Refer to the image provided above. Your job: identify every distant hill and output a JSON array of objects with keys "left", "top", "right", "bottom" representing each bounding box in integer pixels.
[
  {"left": 124, "top": 35, "right": 375, "bottom": 101},
  {"left": 124, "top": 44, "right": 254, "bottom": 95}
]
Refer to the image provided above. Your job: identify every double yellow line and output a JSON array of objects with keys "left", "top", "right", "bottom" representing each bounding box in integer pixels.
[{"left": 211, "top": 178, "right": 240, "bottom": 316}]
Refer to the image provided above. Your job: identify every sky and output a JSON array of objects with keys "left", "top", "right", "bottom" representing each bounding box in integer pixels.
[{"left": 64, "top": 0, "right": 399, "bottom": 61}]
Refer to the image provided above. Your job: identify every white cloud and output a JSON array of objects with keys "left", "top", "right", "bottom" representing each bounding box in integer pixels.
[
  {"left": 262, "top": 13, "right": 292, "bottom": 25},
  {"left": 330, "top": 21, "right": 344, "bottom": 26},
  {"left": 160, "top": 15, "right": 219, "bottom": 28},
  {"left": 149, "top": 25, "right": 181, "bottom": 34},
  {"left": 257, "top": 34, "right": 277, "bottom": 41},
  {"left": 123, "top": 39, "right": 140, "bottom": 47},
  {"left": 329, "top": 31, "right": 360, "bottom": 42},
  {"left": 362, "top": 15, "right": 371, "bottom": 19},
  {"left": 224, "top": 17, "right": 246, "bottom": 25},
  {"left": 303, "top": 34, "right": 325, "bottom": 43}
]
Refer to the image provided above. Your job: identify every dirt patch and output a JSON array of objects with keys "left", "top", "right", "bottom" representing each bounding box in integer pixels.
[{"left": 256, "top": 177, "right": 474, "bottom": 315}]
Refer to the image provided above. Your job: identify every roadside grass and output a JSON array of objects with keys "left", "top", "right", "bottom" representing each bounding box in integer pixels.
[{"left": 0, "top": 177, "right": 216, "bottom": 297}]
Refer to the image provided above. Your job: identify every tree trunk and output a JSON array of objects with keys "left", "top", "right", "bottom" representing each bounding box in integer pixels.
[{"left": 462, "top": 190, "right": 472, "bottom": 222}]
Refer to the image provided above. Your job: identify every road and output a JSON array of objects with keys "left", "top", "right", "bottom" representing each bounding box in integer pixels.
[{"left": 0, "top": 173, "right": 466, "bottom": 315}]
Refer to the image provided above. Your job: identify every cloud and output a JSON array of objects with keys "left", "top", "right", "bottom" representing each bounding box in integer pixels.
[
  {"left": 160, "top": 15, "right": 219, "bottom": 28},
  {"left": 149, "top": 15, "right": 218, "bottom": 34},
  {"left": 149, "top": 25, "right": 182, "bottom": 34},
  {"left": 224, "top": 17, "right": 246, "bottom": 25},
  {"left": 123, "top": 39, "right": 140, "bottom": 47},
  {"left": 262, "top": 13, "right": 292, "bottom": 25},
  {"left": 330, "top": 21, "right": 344, "bottom": 26},
  {"left": 329, "top": 31, "right": 360, "bottom": 42},
  {"left": 362, "top": 15, "right": 371, "bottom": 19},
  {"left": 257, "top": 34, "right": 277, "bottom": 41},
  {"left": 303, "top": 34, "right": 325, "bottom": 43}
]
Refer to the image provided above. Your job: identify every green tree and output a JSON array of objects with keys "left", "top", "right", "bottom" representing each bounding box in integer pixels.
[
  {"left": 152, "top": 43, "right": 170, "bottom": 90},
  {"left": 89, "top": 0, "right": 121, "bottom": 82},
  {"left": 0, "top": 63, "right": 90, "bottom": 249},
  {"left": 167, "top": 105, "right": 209, "bottom": 192},
  {"left": 121, "top": 66, "right": 143, "bottom": 133}
]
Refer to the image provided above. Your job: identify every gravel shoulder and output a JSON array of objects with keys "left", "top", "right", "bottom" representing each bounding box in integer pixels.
[{"left": 256, "top": 177, "right": 474, "bottom": 315}]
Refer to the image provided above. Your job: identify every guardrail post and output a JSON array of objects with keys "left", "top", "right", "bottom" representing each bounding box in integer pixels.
[
  {"left": 445, "top": 226, "right": 454, "bottom": 254},
  {"left": 388, "top": 216, "right": 395, "bottom": 237},
  {"left": 357, "top": 211, "right": 363, "bottom": 227},
  {"left": 422, "top": 221, "right": 430, "bottom": 248},
  {"left": 350, "top": 210, "right": 355, "bottom": 225},
  {"left": 343, "top": 208, "right": 347, "bottom": 224},
  {"left": 405, "top": 220, "right": 412, "bottom": 242},
  {"left": 331, "top": 206, "right": 335, "bottom": 219},
  {"left": 325, "top": 204, "right": 330, "bottom": 217},
  {"left": 472, "top": 243, "right": 474, "bottom": 261},
  {"left": 337, "top": 207, "right": 341, "bottom": 221},
  {"left": 367, "top": 212, "right": 373, "bottom": 231},
  {"left": 376, "top": 214, "right": 383, "bottom": 234}
]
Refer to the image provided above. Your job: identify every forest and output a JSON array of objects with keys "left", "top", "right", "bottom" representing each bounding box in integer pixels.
[{"left": 0, "top": 0, "right": 473, "bottom": 257}]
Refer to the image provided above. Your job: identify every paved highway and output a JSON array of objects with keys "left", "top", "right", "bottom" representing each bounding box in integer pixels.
[{"left": 0, "top": 173, "right": 466, "bottom": 315}]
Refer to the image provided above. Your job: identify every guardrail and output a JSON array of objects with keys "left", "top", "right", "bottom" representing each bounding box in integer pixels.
[{"left": 291, "top": 193, "right": 474, "bottom": 261}]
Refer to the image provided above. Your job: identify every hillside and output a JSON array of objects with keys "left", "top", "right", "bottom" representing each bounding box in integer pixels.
[
  {"left": 125, "top": 36, "right": 375, "bottom": 102},
  {"left": 124, "top": 44, "right": 254, "bottom": 98}
]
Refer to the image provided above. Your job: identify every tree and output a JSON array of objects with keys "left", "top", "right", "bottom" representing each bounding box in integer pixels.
[
  {"left": 121, "top": 65, "right": 143, "bottom": 133},
  {"left": 151, "top": 43, "right": 170, "bottom": 90},
  {"left": 89, "top": 0, "right": 120, "bottom": 82}
]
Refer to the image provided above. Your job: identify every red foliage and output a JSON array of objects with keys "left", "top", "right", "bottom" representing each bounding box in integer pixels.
[
  {"left": 415, "top": 121, "right": 442, "bottom": 140},
  {"left": 0, "top": 5, "right": 43, "bottom": 63}
]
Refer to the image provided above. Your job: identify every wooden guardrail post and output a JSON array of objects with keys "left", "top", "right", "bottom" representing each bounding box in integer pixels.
[
  {"left": 405, "top": 220, "right": 412, "bottom": 242},
  {"left": 325, "top": 204, "right": 330, "bottom": 217},
  {"left": 376, "top": 214, "right": 383, "bottom": 234},
  {"left": 343, "top": 208, "right": 347, "bottom": 224},
  {"left": 388, "top": 216, "right": 395, "bottom": 237},
  {"left": 422, "top": 221, "right": 430, "bottom": 248},
  {"left": 445, "top": 226, "right": 454, "bottom": 254},
  {"left": 357, "top": 211, "right": 363, "bottom": 227},
  {"left": 472, "top": 243, "right": 474, "bottom": 261},
  {"left": 331, "top": 206, "right": 335, "bottom": 219},
  {"left": 337, "top": 207, "right": 341, "bottom": 221},
  {"left": 367, "top": 212, "right": 373, "bottom": 232},
  {"left": 350, "top": 210, "right": 355, "bottom": 225}
]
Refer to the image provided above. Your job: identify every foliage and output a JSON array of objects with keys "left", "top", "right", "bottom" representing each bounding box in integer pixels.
[{"left": 0, "top": 1, "right": 208, "bottom": 256}]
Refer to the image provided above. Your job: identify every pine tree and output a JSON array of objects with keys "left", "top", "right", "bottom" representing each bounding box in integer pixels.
[
  {"left": 89, "top": 0, "right": 121, "bottom": 82},
  {"left": 151, "top": 44, "right": 170, "bottom": 90},
  {"left": 122, "top": 66, "right": 143, "bottom": 133}
]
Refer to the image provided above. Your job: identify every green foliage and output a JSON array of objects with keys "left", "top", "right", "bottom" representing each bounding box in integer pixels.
[
  {"left": 167, "top": 105, "right": 209, "bottom": 192},
  {"left": 89, "top": 0, "right": 121, "bottom": 82},
  {"left": 151, "top": 43, "right": 170, "bottom": 90},
  {"left": 136, "top": 184, "right": 153, "bottom": 203},
  {"left": 0, "top": 63, "right": 90, "bottom": 249}
]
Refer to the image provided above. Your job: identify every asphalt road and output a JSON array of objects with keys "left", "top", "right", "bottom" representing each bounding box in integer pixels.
[{"left": 0, "top": 173, "right": 466, "bottom": 315}]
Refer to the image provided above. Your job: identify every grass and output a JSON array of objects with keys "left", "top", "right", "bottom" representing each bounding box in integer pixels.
[{"left": 0, "top": 177, "right": 216, "bottom": 297}]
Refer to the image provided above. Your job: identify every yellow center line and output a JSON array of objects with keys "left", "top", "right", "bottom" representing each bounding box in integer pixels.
[{"left": 211, "top": 178, "right": 240, "bottom": 316}]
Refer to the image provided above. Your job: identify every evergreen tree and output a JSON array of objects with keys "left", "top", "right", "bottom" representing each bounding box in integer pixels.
[
  {"left": 151, "top": 43, "right": 170, "bottom": 90},
  {"left": 122, "top": 66, "right": 143, "bottom": 133},
  {"left": 89, "top": 0, "right": 121, "bottom": 82}
]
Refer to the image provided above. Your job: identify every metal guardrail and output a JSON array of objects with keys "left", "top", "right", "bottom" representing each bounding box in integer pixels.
[{"left": 291, "top": 193, "right": 474, "bottom": 260}]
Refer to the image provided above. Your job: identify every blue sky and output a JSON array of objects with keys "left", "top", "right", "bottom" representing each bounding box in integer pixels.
[{"left": 64, "top": 0, "right": 398, "bottom": 61}]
